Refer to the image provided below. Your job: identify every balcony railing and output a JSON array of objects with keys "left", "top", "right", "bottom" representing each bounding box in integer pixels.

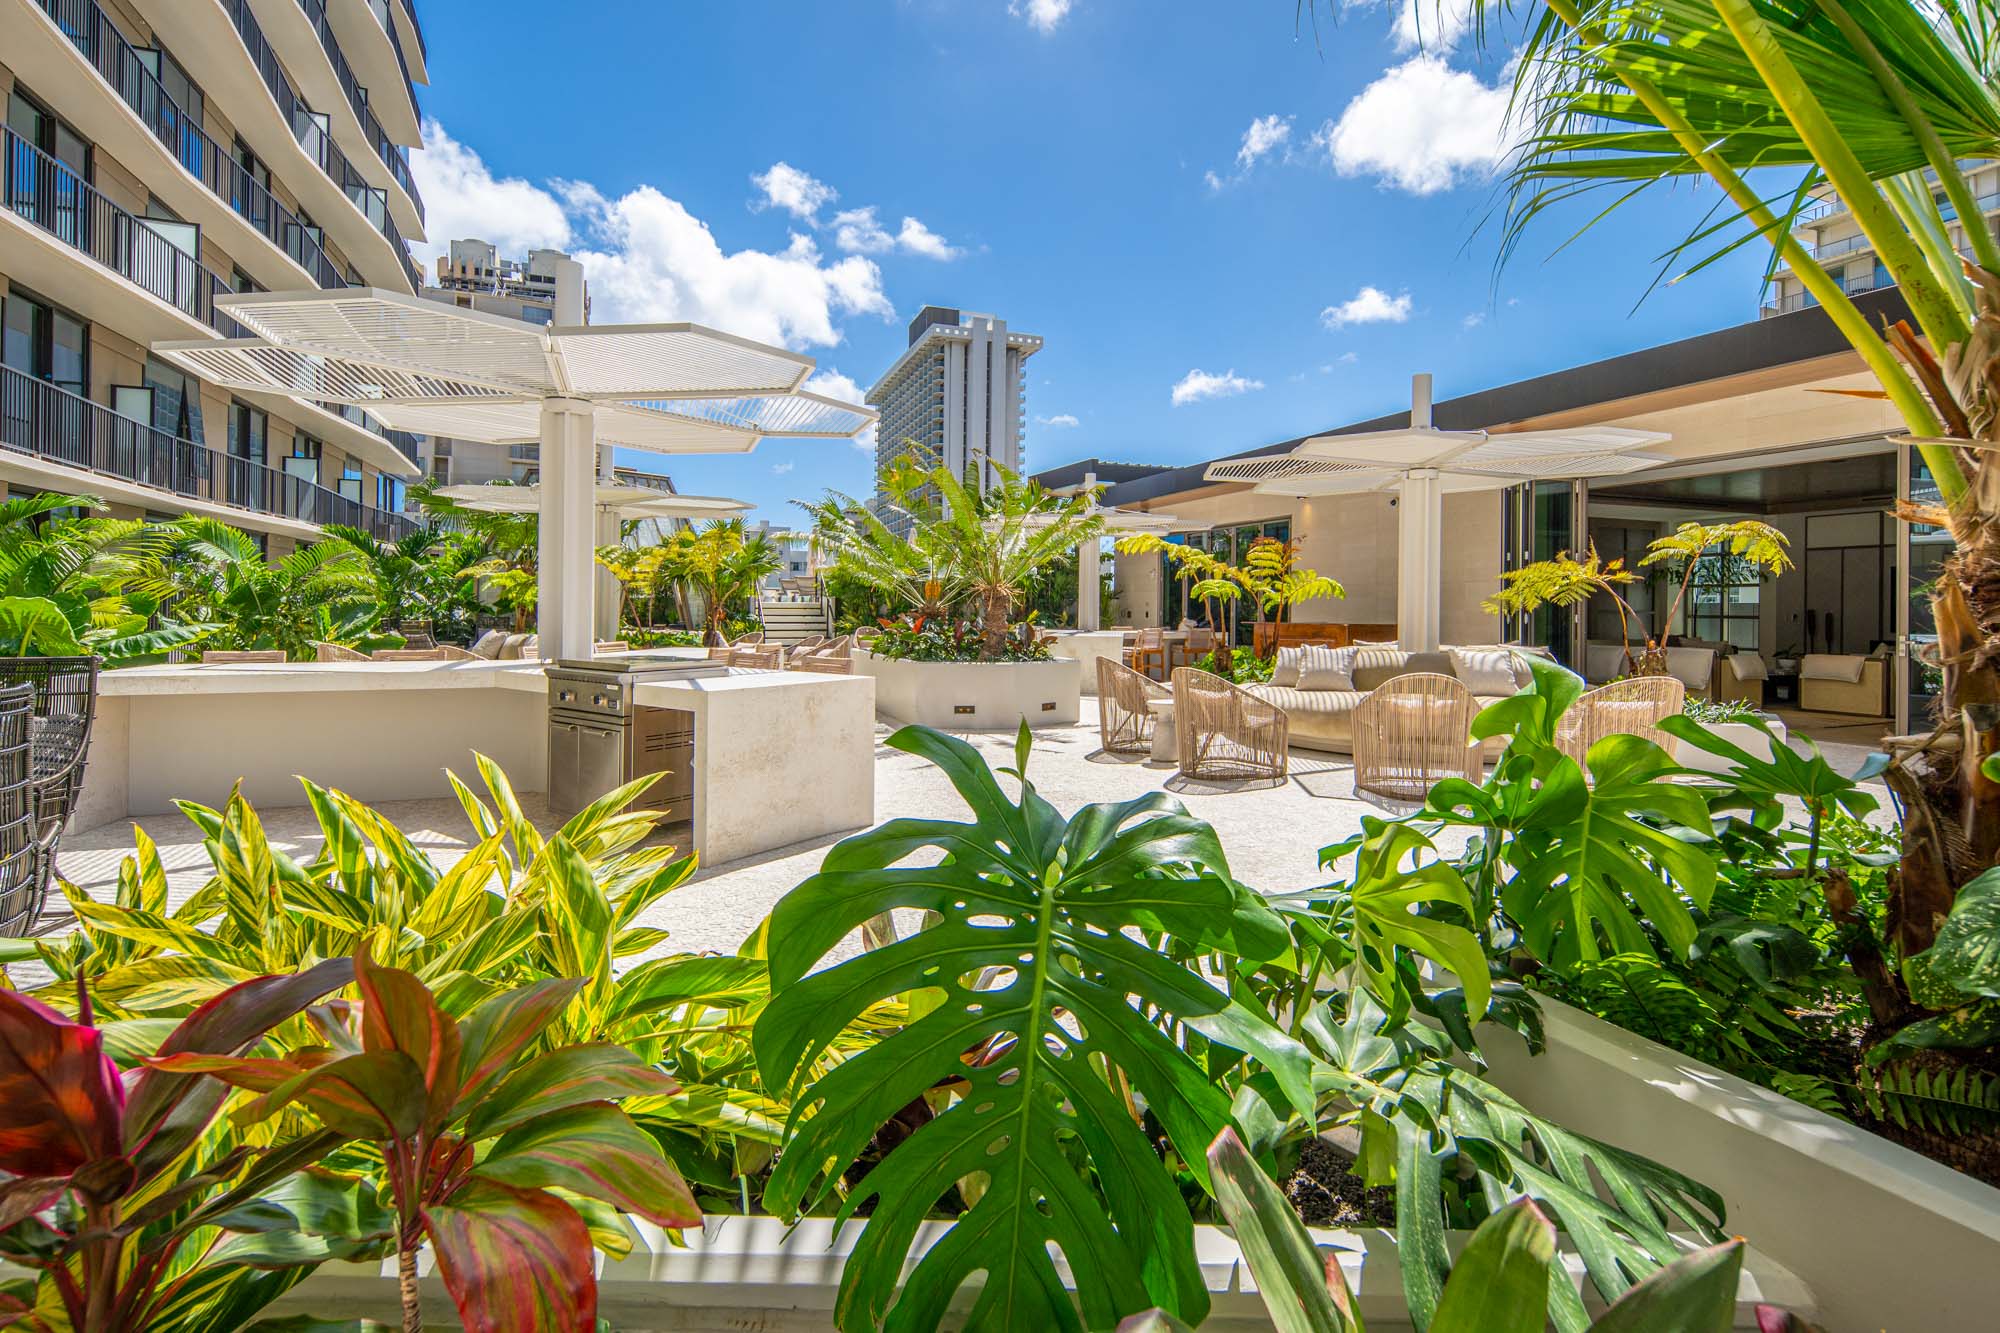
[
  {"left": 0, "top": 364, "right": 414, "bottom": 538},
  {"left": 3, "top": 128, "right": 249, "bottom": 340},
  {"left": 30, "top": 0, "right": 348, "bottom": 291},
  {"left": 291, "top": 0, "right": 423, "bottom": 219},
  {"left": 219, "top": 0, "right": 423, "bottom": 283}
]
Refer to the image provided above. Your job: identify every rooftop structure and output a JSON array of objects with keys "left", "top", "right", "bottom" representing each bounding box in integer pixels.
[
  {"left": 867, "top": 306, "right": 1040, "bottom": 520},
  {"left": 0, "top": 0, "right": 431, "bottom": 545}
]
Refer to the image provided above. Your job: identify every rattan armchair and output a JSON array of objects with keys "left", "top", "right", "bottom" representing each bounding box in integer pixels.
[
  {"left": 1555, "top": 675, "right": 1686, "bottom": 768},
  {"left": 370, "top": 647, "right": 476, "bottom": 662},
  {"left": 314, "top": 642, "right": 370, "bottom": 662},
  {"left": 1098, "top": 658, "right": 1168, "bottom": 755},
  {"left": 1352, "top": 672, "right": 1480, "bottom": 801},
  {"left": 1173, "top": 667, "right": 1288, "bottom": 780},
  {"left": 731, "top": 645, "right": 785, "bottom": 670},
  {"left": 0, "top": 658, "right": 96, "bottom": 874},
  {"left": 790, "top": 654, "right": 851, "bottom": 675}
]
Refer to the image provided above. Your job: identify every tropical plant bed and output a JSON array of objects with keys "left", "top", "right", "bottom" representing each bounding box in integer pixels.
[{"left": 854, "top": 647, "right": 1081, "bottom": 730}]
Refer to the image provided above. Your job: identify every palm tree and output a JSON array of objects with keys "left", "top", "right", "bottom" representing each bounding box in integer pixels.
[
  {"left": 0, "top": 493, "right": 208, "bottom": 663},
  {"left": 324, "top": 522, "right": 445, "bottom": 633},
  {"left": 653, "top": 520, "right": 784, "bottom": 644},
  {"left": 1428, "top": 0, "right": 1999, "bottom": 1028},
  {"left": 165, "top": 520, "right": 376, "bottom": 660}
]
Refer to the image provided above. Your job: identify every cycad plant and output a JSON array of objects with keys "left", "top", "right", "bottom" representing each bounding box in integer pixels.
[
  {"left": 164, "top": 518, "right": 377, "bottom": 659},
  {"left": 651, "top": 519, "right": 784, "bottom": 643},
  {"left": 324, "top": 520, "right": 446, "bottom": 630}
]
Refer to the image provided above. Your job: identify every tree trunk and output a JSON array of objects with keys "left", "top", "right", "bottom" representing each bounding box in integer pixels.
[
  {"left": 399, "top": 1241, "right": 423, "bottom": 1333},
  {"left": 980, "top": 587, "right": 1010, "bottom": 661}
]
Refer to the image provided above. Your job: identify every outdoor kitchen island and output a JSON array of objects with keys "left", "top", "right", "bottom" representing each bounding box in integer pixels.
[{"left": 73, "top": 658, "right": 876, "bottom": 868}]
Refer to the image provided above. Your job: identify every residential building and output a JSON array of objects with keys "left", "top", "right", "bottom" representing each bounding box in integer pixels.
[
  {"left": 0, "top": 0, "right": 431, "bottom": 548},
  {"left": 1761, "top": 161, "right": 2000, "bottom": 317},
  {"left": 430, "top": 238, "right": 588, "bottom": 325},
  {"left": 867, "top": 305, "right": 1040, "bottom": 519},
  {"left": 1041, "top": 287, "right": 1937, "bottom": 732}
]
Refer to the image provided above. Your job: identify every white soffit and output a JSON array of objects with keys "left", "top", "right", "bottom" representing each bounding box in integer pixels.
[
  {"left": 1216, "top": 425, "right": 1671, "bottom": 496},
  {"left": 436, "top": 483, "right": 751, "bottom": 519}
]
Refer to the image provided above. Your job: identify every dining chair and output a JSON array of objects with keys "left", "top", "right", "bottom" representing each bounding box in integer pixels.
[{"left": 1128, "top": 627, "right": 1168, "bottom": 681}]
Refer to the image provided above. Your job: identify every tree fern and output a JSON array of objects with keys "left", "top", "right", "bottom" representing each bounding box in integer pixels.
[{"left": 1858, "top": 1062, "right": 2000, "bottom": 1136}]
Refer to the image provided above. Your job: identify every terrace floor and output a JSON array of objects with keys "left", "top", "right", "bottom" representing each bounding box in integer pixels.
[{"left": 50, "top": 701, "right": 1892, "bottom": 961}]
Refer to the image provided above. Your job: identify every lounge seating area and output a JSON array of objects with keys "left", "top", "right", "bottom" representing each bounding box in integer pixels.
[
  {"left": 1583, "top": 640, "right": 1893, "bottom": 719},
  {"left": 1241, "top": 643, "right": 1545, "bottom": 760}
]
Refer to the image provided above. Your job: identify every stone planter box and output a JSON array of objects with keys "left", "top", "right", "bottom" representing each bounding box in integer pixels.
[
  {"left": 855, "top": 649, "right": 1080, "bottom": 730},
  {"left": 1481, "top": 996, "right": 2000, "bottom": 1333},
  {"left": 1673, "top": 716, "right": 1787, "bottom": 774},
  {"left": 257, "top": 1215, "right": 1810, "bottom": 1331}
]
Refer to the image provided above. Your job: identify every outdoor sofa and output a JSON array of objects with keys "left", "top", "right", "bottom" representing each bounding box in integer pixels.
[{"left": 1242, "top": 643, "right": 1550, "bottom": 758}]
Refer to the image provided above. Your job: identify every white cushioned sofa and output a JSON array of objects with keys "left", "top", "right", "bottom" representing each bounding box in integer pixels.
[{"left": 1243, "top": 644, "right": 1545, "bottom": 757}]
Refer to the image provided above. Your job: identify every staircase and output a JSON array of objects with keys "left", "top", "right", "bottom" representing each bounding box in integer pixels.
[{"left": 756, "top": 597, "right": 833, "bottom": 646}]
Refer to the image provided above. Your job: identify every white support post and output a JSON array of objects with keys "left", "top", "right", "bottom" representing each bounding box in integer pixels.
[
  {"left": 536, "top": 398, "right": 598, "bottom": 662},
  {"left": 1077, "top": 472, "right": 1101, "bottom": 632},
  {"left": 594, "top": 445, "right": 620, "bottom": 642},
  {"left": 1397, "top": 469, "right": 1443, "bottom": 653}
]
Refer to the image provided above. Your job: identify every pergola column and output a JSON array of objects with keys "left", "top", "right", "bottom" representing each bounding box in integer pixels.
[
  {"left": 537, "top": 397, "right": 598, "bottom": 661},
  {"left": 1397, "top": 468, "right": 1443, "bottom": 653},
  {"left": 1078, "top": 537, "right": 1102, "bottom": 632},
  {"left": 595, "top": 445, "right": 621, "bottom": 641}
]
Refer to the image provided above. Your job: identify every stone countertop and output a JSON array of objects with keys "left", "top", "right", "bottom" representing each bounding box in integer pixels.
[{"left": 99, "top": 660, "right": 550, "bottom": 697}]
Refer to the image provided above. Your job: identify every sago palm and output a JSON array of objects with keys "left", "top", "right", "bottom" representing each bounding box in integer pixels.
[{"left": 1443, "top": 0, "right": 2000, "bottom": 1055}]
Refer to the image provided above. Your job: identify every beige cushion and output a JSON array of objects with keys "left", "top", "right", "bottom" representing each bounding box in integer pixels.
[
  {"left": 1662, "top": 646, "right": 1716, "bottom": 690},
  {"left": 1800, "top": 653, "right": 1864, "bottom": 683},
  {"left": 1729, "top": 653, "right": 1769, "bottom": 682},
  {"left": 1298, "top": 644, "right": 1357, "bottom": 691},
  {"left": 470, "top": 630, "right": 508, "bottom": 660},
  {"left": 1449, "top": 648, "right": 1521, "bottom": 696},
  {"left": 1273, "top": 645, "right": 1307, "bottom": 689}
]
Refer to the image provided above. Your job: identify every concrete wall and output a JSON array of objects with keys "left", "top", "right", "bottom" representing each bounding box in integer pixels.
[{"left": 856, "top": 651, "right": 1081, "bottom": 731}]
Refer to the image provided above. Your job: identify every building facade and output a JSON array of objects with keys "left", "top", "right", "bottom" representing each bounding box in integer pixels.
[
  {"left": 0, "top": 0, "right": 430, "bottom": 549},
  {"left": 867, "top": 305, "right": 1039, "bottom": 516},
  {"left": 1761, "top": 164, "right": 2000, "bottom": 317}
]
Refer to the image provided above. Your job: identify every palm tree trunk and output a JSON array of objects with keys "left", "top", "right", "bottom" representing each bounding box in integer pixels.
[{"left": 980, "top": 587, "right": 1010, "bottom": 661}]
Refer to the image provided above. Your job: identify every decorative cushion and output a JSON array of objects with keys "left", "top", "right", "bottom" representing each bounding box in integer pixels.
[
  {"left": 1273, "top": 645, "right": 1307, "bottom": 689},
  {"left": 1297, "top": 644, "right": 1357, "bottom": 691},
  {"left": 1800, "top": 653, "right": 1864, "bottom": 683},
  {"left": 469, "top": 630, "right": 508, "bottom": 660},
  {"left": 1729, "top": 654, "right": 1769, "bottom": 682},
  {"left": 1449, "top": 648, "right": 1522, "bottom": 697},
  {"left": 1662, "top": 646, "right": 1716, "bottom": 690}
]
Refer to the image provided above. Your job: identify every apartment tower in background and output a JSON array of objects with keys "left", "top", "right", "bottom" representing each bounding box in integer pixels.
[
  {"left": 0, "top": 0, "right": 434, "bottom": 550},
  {"left": 867, "top": 306, "right": 1040, "bottom": 516}
]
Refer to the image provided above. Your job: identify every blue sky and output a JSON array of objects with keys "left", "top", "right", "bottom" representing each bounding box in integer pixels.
[{"left": 407, "top": 0, "right": 1770, "bottom": 523}]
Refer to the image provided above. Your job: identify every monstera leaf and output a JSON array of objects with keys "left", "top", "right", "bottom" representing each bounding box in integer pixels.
[{"left": 755, "top": 724, "right": 1296, "bottom": 1332}]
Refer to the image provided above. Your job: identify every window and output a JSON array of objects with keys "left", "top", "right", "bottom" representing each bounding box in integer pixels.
[
  {"left": 377, "top": 473, "right": 403, "bottom": 512},
  {"left": 1682, "top": 551, "right": 1763, "bottom": 650},
  {"left": 1, "top": 289, "right": 88, "bottom": 397},
  {"left": 284, "top": 436, "right": 322, "bottom": 485},
  {"left": 8, "top": 90, "right": 91, "bottom": 248},
  {"left": 230, "top": 138, "right": 270, "bottom": 228},
  {"left": 338, "top": 467, "right": 363, "bottom": 503},
  {"left": 226, "top": 401, "right": 267, "bottom": 507},
  {"left": 231, "top": 267, "right": 260, "bottom": 295},
  {"left": 144, "top": 357, "right": 202, "bottom": 441}
]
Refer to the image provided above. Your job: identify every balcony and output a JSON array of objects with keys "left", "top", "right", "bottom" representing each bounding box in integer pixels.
[
  {"left": 215, "top": 0, "right": 424, "bottom": 289},
  {"left": 284, "top": 0, "right": 424, "bottom": 216},
  {"left": 0, "top": 362, "right": 415, "bottom": 538},
  {"left": 3, "top": 127, "right": 248, "bottom": 340},
  {"left": 27, "top": 0, "right": 349, "bottom": 291}
]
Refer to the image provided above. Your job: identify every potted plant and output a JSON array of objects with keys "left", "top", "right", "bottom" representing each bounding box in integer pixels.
[{"left": 1672, "top": 695, "right": 1789, "bottom": 774}]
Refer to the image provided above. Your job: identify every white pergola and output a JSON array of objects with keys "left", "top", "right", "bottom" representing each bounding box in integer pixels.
[
  {"left": 1204, "top": 374, "right": 1671, "bottom": 651},
  {"left": 155, "top": 288, "right": 873, "bottom": 660},
  {"left": 434, "top": 481, "right": 752, "bottom": 520}
]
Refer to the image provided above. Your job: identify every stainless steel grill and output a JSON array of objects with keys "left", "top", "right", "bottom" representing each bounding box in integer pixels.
[{"left": 546, "top": 657, "right": 719, "bottom": 821}]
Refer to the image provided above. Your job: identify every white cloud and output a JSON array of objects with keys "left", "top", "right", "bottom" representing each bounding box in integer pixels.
[
  {"left": 1312, "top": 55, "right": 1514, "bottom": 195},
  {"left": 806, "top": 370, "right": 879, "bottom": 454},
  {"left": 1391, "top": 0, "right": 1478, "bottom": 51},
  {"left": 412, "top": 125, "right": 891, "bottom": 350},
  {"left": 1339, "top": 351, "right": 1359, "bottom": 364},
  {"left": 1171, "top": 369, "right": 1263, "bottom": 407},
  {"left": 750, "top": 162, "right": 837, "bottom": 222},
  {"left": 831, "top": 207, "right": 960, "bottom": 260},
  {"left": 895, "top": 216, "right": 960, "bottom": 260},
  {"left": 1321, "top": 286, "right": 1413, "bottom": 328},
  {"left": 1010, "top": 0, "right": 1073, "bottom": 33},
  {"left": 1037, "top": 413, "right": 1080, "bottom": 428},
  {"left": 1462, "top": 310, "right": 1486, "bottom": 328},
  {"left": 1208, "top": 114, "right": 1294, "bottom": 190},
  {"left": 406, "top": 122, "right": 571, "bottom": 270},
  {"left": 771, "top": 460, "right": 796, "bottom": 475}
]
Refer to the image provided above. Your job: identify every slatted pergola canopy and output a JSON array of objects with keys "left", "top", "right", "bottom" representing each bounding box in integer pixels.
[
  {"left": 434, "top": 483, "right": 752, "bottom": 521},
  {"left": 155, "top": 288, "right": 873, "bottom": 659}
]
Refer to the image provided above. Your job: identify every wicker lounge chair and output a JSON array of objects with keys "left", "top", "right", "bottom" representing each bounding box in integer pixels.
[
  {"left": 0, "top": 685, "right": 47, "bottom": 936},
  {"left": 1173, "top": 667, "right": 1288, "bottom": 780},
  {"left": 1555, "top": 675, "right": 1686, "bottom": 767},
  {"left": 0, "top": 658, "right": 95, "bottom": 872},
  {"left": 1352, "top": 672, "right": 1479, "bottom": 801},
  {"left": 1098, "top": 658, "right": 1167, "bottom": 755},
  {"left": 198, "top": 650, "right": 287, "bottom": 664},
  {"left": 731, "top": 645, "right": 784, "bottom": 670},
  {"left": 314, "top": 642, "right": 370, "bottom": 662},
  {"left": 790, "top": 654, "right": 851, "bottom": 674}
]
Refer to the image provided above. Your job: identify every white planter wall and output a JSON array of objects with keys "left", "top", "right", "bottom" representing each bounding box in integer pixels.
[
  {"left": 1673, "top": 718, "right": 1785, "bottom": 775},
  {"left": 855, "top": 649, "right": 1081, "bottom": 730},
  {"left": 1045, "top": 629, "right": 1128, "bottom": 697},
  {"left": 1481, "top": 996, "right": 2000, "bottom": 1333},
  {"left": 257, "top": 1216, "right": 1809, "bottom": 1331}
]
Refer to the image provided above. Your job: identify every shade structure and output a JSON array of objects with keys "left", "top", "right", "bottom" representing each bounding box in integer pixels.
[
  {"left": 154, "top": 288, "right": 873, "bottom": 660},
  {"left": 435, "top": 482, "right": 752, "bottom": 521},
  {"left": 1204, "top": 374, "right": 1669, "bottom": 650}
]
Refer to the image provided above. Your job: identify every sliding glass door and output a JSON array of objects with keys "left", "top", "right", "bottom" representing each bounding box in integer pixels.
[
  {"left": 1501, "top": 480, "right": 1583, "bottom": 667},
  {"left": 1897, "top": 451, "right": 1949, "bottom": 733}
]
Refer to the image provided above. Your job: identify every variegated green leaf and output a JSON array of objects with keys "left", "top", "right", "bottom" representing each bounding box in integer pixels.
[{"left": 473, "top": 1102, "right": 698, "bottom": 1227}]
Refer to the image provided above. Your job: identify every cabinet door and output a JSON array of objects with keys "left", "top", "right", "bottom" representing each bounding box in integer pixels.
[
  {"left": 575, "top": 723, "right": 625, "bottom": 804},
  {"left": 547, "top": 720, "right": 581, "bottom": 818}
]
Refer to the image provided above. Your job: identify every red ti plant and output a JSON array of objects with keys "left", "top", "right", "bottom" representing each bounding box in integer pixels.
[
  {"left": 152, "top": 944, "right": 700, "bottom": 1333},
  {"left": 0, "top": 958, "right": 357, "bottom": 1332}
]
